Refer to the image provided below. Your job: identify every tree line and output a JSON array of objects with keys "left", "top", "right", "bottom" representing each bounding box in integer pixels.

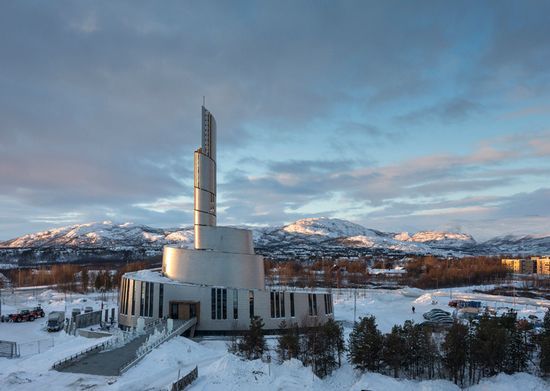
[
  {"left": 229, "top": 310, "right": 550, "bottom": 384},
  {"left": 263, "top": 256, "right": 510, "bottom": 290},
  {"left": 348, "top": 310, "right": 550, "bottom": 386},
  {"left": 1, "top": 261, "right": 150, "bottom": 291},
  {"left": 229, "top": 316, "right": 345, "bottom": 378}
]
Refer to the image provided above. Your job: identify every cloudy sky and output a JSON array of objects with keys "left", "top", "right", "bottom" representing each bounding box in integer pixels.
[{"left": 1, "top": 1, "right": 549, "bottom": 241}]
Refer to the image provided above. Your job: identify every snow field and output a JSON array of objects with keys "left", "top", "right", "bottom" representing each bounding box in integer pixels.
[{"left": 0, "top": 286, "right": 549, "bottom": 390}]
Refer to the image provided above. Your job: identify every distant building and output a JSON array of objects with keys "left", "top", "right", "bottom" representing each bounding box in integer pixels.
[
  {"left": 501, "top": 258, "right": 536, "bottom": 274},
  {"left": 532, "top": 256, "right": 550, "bottom": 275}
]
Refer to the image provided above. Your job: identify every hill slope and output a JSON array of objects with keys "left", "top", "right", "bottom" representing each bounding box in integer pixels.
[{"left": 0, "top": 218, "right": 548, "bottom": 267}]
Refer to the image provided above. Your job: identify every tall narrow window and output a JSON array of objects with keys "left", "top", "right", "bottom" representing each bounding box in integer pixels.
[
  {"left": 233, "top": 290, "right": 238, "bottom": 319},
  {"left": 120, "top": 278, "right": 126, "bottom": 314},
  {"left": 125, "top": 279, "right": 130, "bottom": 314},
  {"left": 211, "top": 288, "right": 227, "bottom": 320},
  {"left": 148, "top": 282, "right": 154, "bottom": 317},
  {"left": 216, "top": 288, "right": 222, "bottom": 319},
  {"left": 158, "top": 284, "right": 164, "bottom": 318},
  {"left": 131, "top": 280, "right": 136, "bottom": 315},
  {"left": 211, "top": 288, "right": 216, "bottom": 319},
  {"left": 323, "top": 294, "right": 333, "bottom": 314},
  {"left": 313, "top": 294, "right": 317, "bottom": 316},
  {"left": 222, "top": 289, "right": 227, "bottom": 319},
  {"left": 249, "top": 290, "right": 254, "bottom": 318},
  {"left": 308, "top": 294, "right": 318, "bottom": 316},
  {"left": 140, "top": 281, "right": 145, "bottom": 316},
  {"left": 270, "top": 291, "right": 286, "bottom": 318},
  {"left": 290, "top": 293, "right": 295, "bottom": 317}
]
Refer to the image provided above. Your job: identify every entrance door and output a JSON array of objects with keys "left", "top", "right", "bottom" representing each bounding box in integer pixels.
[
  {"left": 170, "top": 303, "right": 179, "bottom": 319},
  {"left": 169, "top": 301, "right": 200, "bottom": 321},
  {"left": 189, "top": 304, "right": 197, "bottom": 318}
]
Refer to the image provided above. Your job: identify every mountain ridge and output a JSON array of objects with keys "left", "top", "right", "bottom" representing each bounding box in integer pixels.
[{"left": 0, "top": 218, "right": 548, "bottom": 267}]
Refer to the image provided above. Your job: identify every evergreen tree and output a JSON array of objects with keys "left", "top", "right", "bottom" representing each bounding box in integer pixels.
[
  {"left": 94, "top": 272, "right": 102, "bottom": 291},
  {"left": 382, "top": 325, "right": 406, "bottom": 378},
  {"left": 470, "top": 313, "right": 507, "bottom": 380},
  {"left": 323, "top": 318, "right": 345, "bottom": 369},
  {"left": 539, "top": 309, "right": 550, "bottom": 375},
  {"left": 443, "top": 321, "right": 469, "bottom": 385},
  {"left": 299, "top": 319, "right": 344, "bottom": 378},
  {"left": 276, "top": 320, "right": 300, "bottom": 362},
  {"left": 348, "top": 315, "right": 383, "bottom": 371},
  {"left": 104, "top": 272, "right": 112, "bottom": 291},
  {"left": 237, "top": 316, "right": 268, "bottom": 360},
  {"left": 417, "top": 325, "right": 439, "bottom": 380},
  {"left": 502, "top": 312, "right": 533, "bottom": 374},
  {"left": 81, "top": 269, "right": 89, "bottom": 292}
]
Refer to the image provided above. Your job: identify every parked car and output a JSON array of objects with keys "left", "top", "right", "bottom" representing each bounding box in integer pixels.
[
  {"left": 71, "top": 308, "right": 81, "bottom": 319},
  {"left": 449, "top": 300, "right": 482, "bottom": 309},
  {"left": 47, "top": 311, "right": 66, "bottom": 332}
]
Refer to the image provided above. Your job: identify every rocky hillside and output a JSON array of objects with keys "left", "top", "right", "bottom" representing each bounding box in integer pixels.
[{"left": 0, "top": 218, "right": 548, "bottom": 267}]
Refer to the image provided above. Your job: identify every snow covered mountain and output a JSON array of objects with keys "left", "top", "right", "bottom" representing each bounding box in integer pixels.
[
  {"left": 394, "top": 231, "right": 476, "bottom": 250},
  {"left": 281, "top": 218, "right": 380, "bottom": 239},
  {"left": 476, "top": 234, "right": 550, "bottom": 255},
  {"left": 0, "top": 221, "right": 194, "bottom": 250},
  {"left": 0, "top": 218, "right": 548, "bottom": 267}
]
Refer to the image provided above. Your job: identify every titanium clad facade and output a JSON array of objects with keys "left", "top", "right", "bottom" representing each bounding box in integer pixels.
[
  {"left": 118, "top": 105, "right": 333, "bottom": 333},
  {"left": 118, "top": 272, "right": 334, "bottom": 333},
  {"left": 194, "top": 106, "right": 217, "bottom": 234}
]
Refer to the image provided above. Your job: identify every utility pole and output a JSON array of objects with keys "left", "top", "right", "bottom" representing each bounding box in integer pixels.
[{"left": 353, "top": 288, "right": 357, "bottom": 323}]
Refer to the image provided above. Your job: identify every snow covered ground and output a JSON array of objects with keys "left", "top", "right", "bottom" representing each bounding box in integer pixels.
[{"left": 0, "top": 286, "right": 548, "bottom": 390}]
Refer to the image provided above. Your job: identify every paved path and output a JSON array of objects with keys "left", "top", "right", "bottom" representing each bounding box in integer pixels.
[
  {"left": 58, "top": 334, "right": 148, "bottom": 376},
  {"left": 58, "top": 319, "right": 196, "bottom": 376}
]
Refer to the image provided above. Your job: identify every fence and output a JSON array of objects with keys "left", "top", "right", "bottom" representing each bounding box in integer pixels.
[
  {"left": 73, "top": 310, "right": 103, "bottom": 328},
  {"left": 52, "top": 339, "right": 112, "bottom": 370},
  {"left": 0, "top": 340, "right": 18, "bottom": 358},
  {"left": 119, "top": 318, "right": 196, "bottom": 374},
  {"left": 18, "top": 337, "right": 54, "bottom": 357},
  {"left": 171, "top": 366, "right": 198, "bottom": 391},
  {"left": 53, "top": 318, "right": 164, "bottom": 371}
]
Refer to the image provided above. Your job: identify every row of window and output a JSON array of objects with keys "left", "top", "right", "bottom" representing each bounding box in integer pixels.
[
  {"left": 211, "top": 288, "right": 227, "bottom": 320},
  {"left": 120, "top": 278, "right": 131, "bottom": 315},
  {"left": 120, "top": 280, "right": 165, "bottom": 318},
  {"left": 122, "top": 282, "right": 333, "bottom": 320},
  {"left": 308, "top": 293, "right": 333, "bottom": 316},
  {"left": 140, "top": 281, "right": 154, "bottom": 317},
  {"left": 270, "top": 291, "right": 285, "bottom": 318},
  {"left": 211, "top": 288, "right": 255, "bottom": 320}
]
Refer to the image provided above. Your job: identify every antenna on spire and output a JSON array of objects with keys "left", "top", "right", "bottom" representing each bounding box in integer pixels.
[{"left": 203, "top": 96, "right": 205, "bottom": 106}]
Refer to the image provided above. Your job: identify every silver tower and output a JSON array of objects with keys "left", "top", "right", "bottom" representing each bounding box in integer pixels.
[
  {"left": 194, "top": 106, "right": 217, "bottom": 247},
  {"left": 119, "top": 104, "right": 333, "bottom": 334}
]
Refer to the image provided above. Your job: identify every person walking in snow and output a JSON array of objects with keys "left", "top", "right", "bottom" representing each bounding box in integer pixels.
[{"left": 412, "top": 306, "right": 415, "bottom": 313}]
